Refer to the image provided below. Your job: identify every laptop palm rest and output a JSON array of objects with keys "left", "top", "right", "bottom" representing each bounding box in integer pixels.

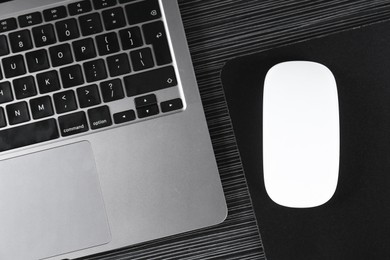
[{"left": 0, "top": 141, "right": 111, "bottom": 259}]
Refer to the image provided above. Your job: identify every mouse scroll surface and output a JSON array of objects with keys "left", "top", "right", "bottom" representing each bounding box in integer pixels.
[{"left": 263, "top": 61, "right": 339, "bottom": 208}]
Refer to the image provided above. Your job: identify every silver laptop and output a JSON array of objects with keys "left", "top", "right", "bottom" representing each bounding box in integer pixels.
[{"left": 0, "top": 0, "right": 227, "bottom": 259}]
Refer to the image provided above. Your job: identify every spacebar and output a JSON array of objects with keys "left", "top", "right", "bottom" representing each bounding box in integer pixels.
[{"left": 0, "top": 119, "right": 59, "bottom": 152}]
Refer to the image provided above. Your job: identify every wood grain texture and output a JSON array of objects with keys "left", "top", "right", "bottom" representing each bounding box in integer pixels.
[{"left": 80, "top": 1, "right": 390, "bottom": 259}]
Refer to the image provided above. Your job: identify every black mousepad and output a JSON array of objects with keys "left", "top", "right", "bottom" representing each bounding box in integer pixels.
[{"left": 221, "top": 20, "right": 390, "bottom": 260}]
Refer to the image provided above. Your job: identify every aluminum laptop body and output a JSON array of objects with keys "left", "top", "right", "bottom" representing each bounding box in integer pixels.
[{"left": 0, "top": 0, "right": 227, "bottom": 259}]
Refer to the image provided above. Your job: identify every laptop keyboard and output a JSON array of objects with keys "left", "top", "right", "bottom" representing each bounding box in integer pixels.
[{"left": 0, "top": 0, "right": 184, "bottom": 152}]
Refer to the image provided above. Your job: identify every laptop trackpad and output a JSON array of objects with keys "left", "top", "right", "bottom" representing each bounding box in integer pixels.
[{"left": 0, "top": 142, "right": 111, "bottom": 259}]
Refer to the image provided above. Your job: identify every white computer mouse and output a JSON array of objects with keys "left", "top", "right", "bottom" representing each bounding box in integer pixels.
[{"left": 263, "top": 61, "right": 339, "bottom": 208}]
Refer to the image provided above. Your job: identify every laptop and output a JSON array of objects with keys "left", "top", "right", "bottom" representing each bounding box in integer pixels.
[{"left": 0, "top": 0, "right": 227, "bottom": 259}]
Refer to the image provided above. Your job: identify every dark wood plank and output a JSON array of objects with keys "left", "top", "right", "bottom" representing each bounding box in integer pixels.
[{"left": 81, "top": 1, "right": 390, "bottom": 259}]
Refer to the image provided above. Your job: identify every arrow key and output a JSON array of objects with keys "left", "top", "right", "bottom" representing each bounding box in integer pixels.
[
  {"left": 134, "top": 94, "right": 156, "bottom": 108},
  {"left": 137, "top": 104, "right": 159, "bottom": 119},
  {"left": 113, "top": 110, "right": 136, "bottom": 124},
  {"left": 161, "top": 98, "right": 183, "bottom": 113}
]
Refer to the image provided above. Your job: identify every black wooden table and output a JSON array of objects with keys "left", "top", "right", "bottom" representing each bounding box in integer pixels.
[{"left": 81, "top": 1, "right": 390, "bottom": 259}]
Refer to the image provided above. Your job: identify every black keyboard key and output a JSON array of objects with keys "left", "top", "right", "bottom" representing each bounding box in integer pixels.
[
  {"left": 32, "top": 24, "right": 57, "bottom": 47},
  {"left": 130, "top": 47, "right": 154, "bottom": 71},
  {"left": 60, "top": 65, "right": 84, "bottom": 88},
  {"left": 9, "top": 30, "right": 33, "bottom": 53},
  {"left": 119, "top": 27, "right": 143, "bottom": 50},
  {"left": 137, "top": 104, "right": 159, "bottom": 119},
  {"left": 96, "top": 32, "right": 120, "bottom": 56},
  {"left": 13, "top": 76, "right": 37, "bottom": 99},
  {"left": 77, "top": 84, "right": 101, "bottom": 108},
  {"left": 68, "top": 0, "right": 92, "bottom": 16},
  {"left": 26, "top": 49, "right": 50, "bottom": 73},
  {"left": 161, "top": 98, "right": 183, "bottom": 113},
  {"left": 125, "top": 0, "right": 161, "bottom": 25},
  {"left": 43, "top": 6, "right": 68, "bottom": 21},
  {"left": 134, "top": 94, "right": 156, "bottom": 108},
  {"left": 0, "top": 108, "right": 5, "bottom": 128},
  {"left": 37, "top": 70, "right": 61, "bottom": 94},
  {"left": 79, "top": 13, "right": 103, "bottom": 36},
  {"left": 88, "top": 105, "right": 112, "bottom": 130},
  {"left": 2, "top": 55, "right": 26, "bottom": 78},
  {"left": 0, "top": 35, "right": 10, "bottom": 56},
  {"left": 143, "top": 21, "right": 172, "bottom": 65},
  {"left": 49, "top": 43, "right": 73, "bottom": 67},
  {"left": 54, "top": 90, "right": 78, "bottom": 114},
  {"left": 73, "top": 38, "right": 96, "bottom": 61},
  {"left": 0, "top": 18, "right": 17, "bottom": 33},
  {"left": 0, "top": 82, "right": 13, "bottom": 104},
  {"left": 0, "top": 119, "right": 59, "bottom": 152},
  {"left": 124, "top": 66, "right": 177, "bottom": 97},
  {"left": 100, "top": 78, "right": 124, "bottom": 102},
  {"left": 58, "top": 111, "right": 89, "bottom": 137},
  {"left": 113, "top": 109, "right": 135, "bottom": 124},
  {"left": 30, "top": 96, "right": 54, "bottom": 119},
  {"left": 107, "top": 53, "right": 131, "bottom": 77},
  {"left": 56, "top": 19, "right": 80, "bottom": 42},
  {"left": 102, "top": 7, "right": 126, "bottom": 31},
  {"left": 83, "top": 59, "right": 107, "bottom": 82},
  {"left": 93, "top": 0, "right": 117, "bottom": 10},
  {"left": 6, "top": 101, "right": 30, "bottom": 125},
  {"left": 18, "top": 12, "right": 42, "bottom": 28}
]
